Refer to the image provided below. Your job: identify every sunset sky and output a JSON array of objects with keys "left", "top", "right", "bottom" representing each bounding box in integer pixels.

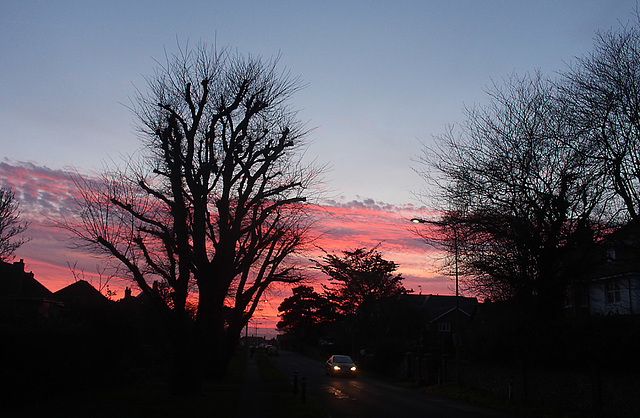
[{"left": 1, "top": 1, "right": 636, "bottom": 335}]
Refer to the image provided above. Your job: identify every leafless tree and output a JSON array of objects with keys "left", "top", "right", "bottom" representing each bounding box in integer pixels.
[
  {"left": 0, "top": 187, "right": 29, "bottom": 261},
  {"left": 63, "top": 43, "right": 322, "bottom": 382},
  {"left": 416, "top": 73, "right": 609, "bottom": 314},
  {"left": 560, "top": 20, "right": 640, "bottom": 221},
  {"left": 67, "top": 261, "right": 118, "bottom": 299}
]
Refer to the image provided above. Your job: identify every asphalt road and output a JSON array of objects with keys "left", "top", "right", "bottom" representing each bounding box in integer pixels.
[{"left": 270, "top": 350, "right": 516, "bottom": 418}]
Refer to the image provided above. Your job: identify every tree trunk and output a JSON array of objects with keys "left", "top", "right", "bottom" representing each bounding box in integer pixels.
[
  {"left": 195, "top": 267, "right": 241, "bottom": 378},
  {"left": 169, "top": 317, "right": 201, "bottom": 394},
  {"left": 195, "top": 283, "right": 220, "bottom": 377},
  {"left": 211, "top": 330, "right": 239, "bottom": 378}
]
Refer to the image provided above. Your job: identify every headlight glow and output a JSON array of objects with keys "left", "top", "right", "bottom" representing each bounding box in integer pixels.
[
  {"left": 333, "top": 365, "right": 341, "bottom": 370},
  {"left": 350, "top": 366, "right": 357, "bottom": 371}
]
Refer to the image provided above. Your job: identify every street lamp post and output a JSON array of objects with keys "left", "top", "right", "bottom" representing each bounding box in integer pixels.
[
  {"left": 411, "top": 217, "right": 459, "bottom": 306},
  {"left": 411, "top": 217, "right": 461, "bottom": 382}
]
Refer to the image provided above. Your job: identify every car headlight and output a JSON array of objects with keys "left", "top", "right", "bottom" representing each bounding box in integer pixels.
[
  {"left": 350, "top": 366, "right": 357, "bottom": 371},
  {"left": 333, "top": 365, "right": 341, "bottom": 370}
]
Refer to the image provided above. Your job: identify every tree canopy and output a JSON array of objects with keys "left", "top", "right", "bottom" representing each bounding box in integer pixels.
[
  {"left": 416, "top": 20, "right": 640, "bottom": 315},
  {"left": 64, "top": 43, "right": 321, "bottom": 383},
  {"left": 560, "top": 22, "right": 640, "bottom": 220},
  {"left": 278, "top": 248, "right": 414, "bottom": 364},
  {"left": 0, "top": 187, "right": 29, "bottom": 261},
  {"left": 316, "top": 247, "right": 409, "bottom": 316},
  {"left": 276, "top": 284, "right": 339, "bottom": 344}
]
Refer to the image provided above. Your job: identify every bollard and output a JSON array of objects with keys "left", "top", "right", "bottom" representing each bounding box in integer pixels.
[
  {"left": 508, "top": 375, "right": 514, "bottom": 402},
  {"left": 293, "top": 371, "right": 298, "bottom": 396},
  {"left": 301, "top": 376, "right": 307, "bottom": 403}
]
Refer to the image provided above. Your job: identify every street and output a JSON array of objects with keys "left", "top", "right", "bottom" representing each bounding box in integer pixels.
[{"left": 270, "top": 350, "right": 516, "bottom": 418}]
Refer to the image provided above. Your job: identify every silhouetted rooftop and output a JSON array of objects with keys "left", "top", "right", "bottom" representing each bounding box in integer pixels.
[
  {"left": 0, "top": 259, "right": 53, "bottom": 299},
  {"left": 403, "top": 294, "right": 478, "bottom": 320},
  {"left": 53, "top": 280, "right": 113, "bottom": 309}
]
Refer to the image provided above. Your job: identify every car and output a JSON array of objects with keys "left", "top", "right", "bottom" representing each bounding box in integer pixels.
[
  {"left": 325, "top": 354, "right": 357, "bottom": 377},
  {"left": 265, "top": 344, "right": 279, "bottom": 356}
]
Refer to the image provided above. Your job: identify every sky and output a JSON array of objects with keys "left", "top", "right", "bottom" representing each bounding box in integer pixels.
[{"left": 1, "top": 0, "right": 637, "bottom": 336}]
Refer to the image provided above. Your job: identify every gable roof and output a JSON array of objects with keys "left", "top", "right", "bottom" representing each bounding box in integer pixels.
[
  {"left": 53, "top": 280, "right": 113, "bottom": 308},
  {"left": 403, "top": 294, "right": 478, "bottom": 321},
  {"left": 581, "top": 220, "right": 640, "bottom": 281},
  {"left": 0, "top": 259, "right": 53, "bottom": 299}
]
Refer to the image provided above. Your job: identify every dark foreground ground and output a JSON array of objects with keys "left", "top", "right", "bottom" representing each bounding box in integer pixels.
[
  {"left": 269, "top": 350, "right": 518, "bottom": 418},
  {"left": 4, "top": 347, "right": 609, "bottom": 417}
]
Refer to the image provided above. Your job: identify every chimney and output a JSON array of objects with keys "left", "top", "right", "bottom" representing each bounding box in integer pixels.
[{"left": 13, "top": 259, "right": 25, "bottom": 272}]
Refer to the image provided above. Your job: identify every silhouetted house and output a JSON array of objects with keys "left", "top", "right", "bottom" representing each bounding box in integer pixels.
[
  {"left": 404, "top": 294, "right": 478, "bottom": 351},
  {"left": 567, "top": 221, "right": 640, "bottom": 316},
  {"left": 399, "top": 294, "right": 477, "bottom": 383},
  {"left": 116, "top": 283, "right": 180, "bottom": 331},
  {"left": 0, "top": 259, "right": 61, "bottom": 318},
  {"left": 53, "top": 280, "right": 114, "bottom": 314},
  {"left": 117, "top": 283, "right": 164, "bottom": 313},
  {"left": 406, "top": 294, "right": 478, "bottom": 332}
]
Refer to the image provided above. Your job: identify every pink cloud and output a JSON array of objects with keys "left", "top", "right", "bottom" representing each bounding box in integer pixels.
[
  {"left": 307, "top": 198, "right": 450, "bottom": 293},
  {"left": 0, "top": 161, "right": 455, "bottom": 335}
]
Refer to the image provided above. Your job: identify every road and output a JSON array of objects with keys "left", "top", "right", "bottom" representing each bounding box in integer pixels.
[{"left": 270, "top": 350, "right": 516, "bottom": 418}]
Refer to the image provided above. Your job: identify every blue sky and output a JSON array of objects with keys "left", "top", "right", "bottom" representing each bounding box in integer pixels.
[
  {"left": 1, "top": 0, "right": 637, "bottom": 206},
  {"left": 1, "top": 1, "right": 638, "bottom": 333}
]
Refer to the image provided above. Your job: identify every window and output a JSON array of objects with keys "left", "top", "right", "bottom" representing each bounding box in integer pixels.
[
  {"left": 438, "top": 321, "right": 451, "bottom": 332},
  {"left": 605, "top": 281, "right": 621, "bottom": 304},
  {"left": 606, "top": 244, "right": 616, "bottom": 262}
]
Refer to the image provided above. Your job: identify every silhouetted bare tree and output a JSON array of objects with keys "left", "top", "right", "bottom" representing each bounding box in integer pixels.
[
  {"left": 0, "top": 187, "right": 29, "bottom": 261},
  {"left": 64, "top": 43, "right": 321, "bottom": 383},
  {"left": 416, "top": 73, "right": 609, "bottom": 315},
  {"left": 560, "top": 20, "right": 640, "bottom": 221}
]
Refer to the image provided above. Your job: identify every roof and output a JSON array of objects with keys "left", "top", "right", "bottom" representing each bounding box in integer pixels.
[
  {"left": 580, "top": 221, "right": 640, "bottom": 281},
  {"left": 53, "top": 280, "right": 113, "bottom": 308},
  {"left": 0, "top": 259, "right": 53, "bottom": 299},
  {"left": 403, "top": 294, "right": 478, "bottom": 321}
]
